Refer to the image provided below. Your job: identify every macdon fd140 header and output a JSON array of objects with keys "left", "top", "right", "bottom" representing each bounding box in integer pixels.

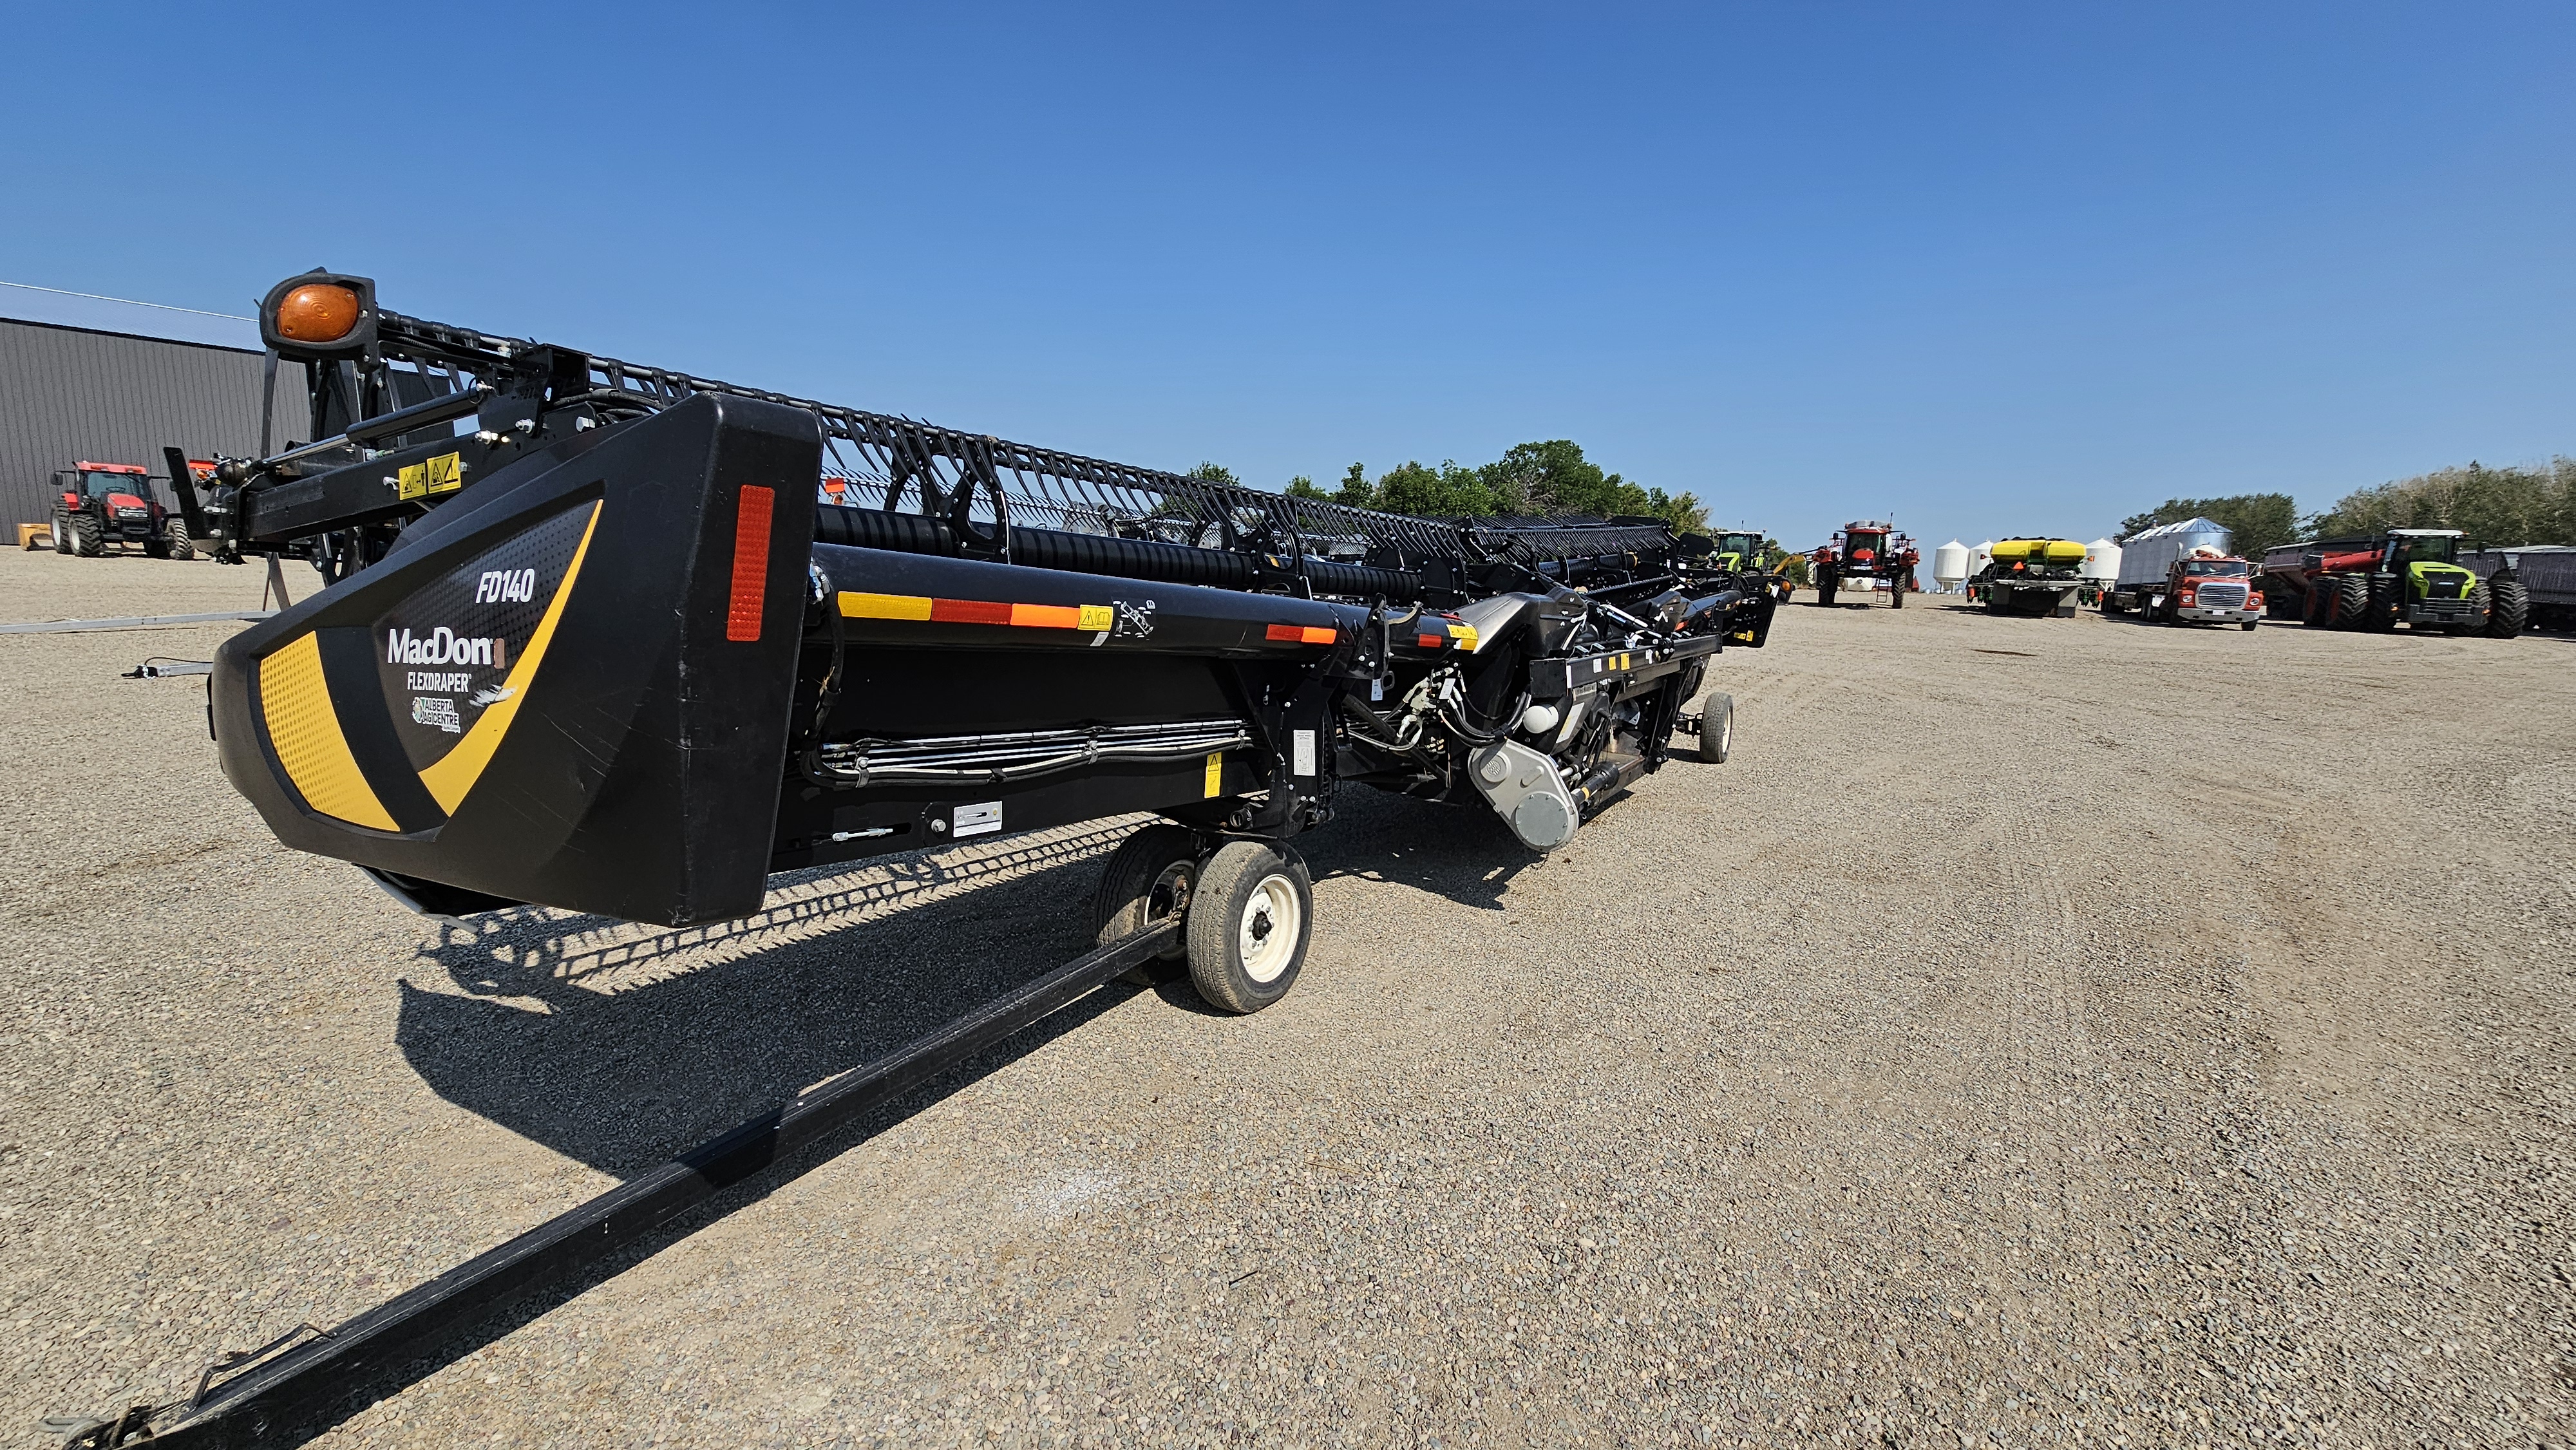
[{"left": 193, "top": 271, "right": 1776, "bottom": 1012}]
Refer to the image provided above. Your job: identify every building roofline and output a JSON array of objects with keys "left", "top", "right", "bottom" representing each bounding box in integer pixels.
[{"left": 0, "top": 280, "right": 263, "bottom": 352}]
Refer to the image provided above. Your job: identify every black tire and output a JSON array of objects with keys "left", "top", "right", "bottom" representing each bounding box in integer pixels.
[
  {"left": 1697, "top": 692, "right": 1734, "bottom": 764},
  {"left": 68, "top": 511, "right": 105, "bottom": 558},
  {"left": 1184, "top": 840, "right": 1312, "bottom": 1014},
  {"left": 1088, "top": 824, "right": 1200, "bottom": 966},
  {"left": 1817, "top": 580, "right": 1837, "bottom": 607},
  {"left": 2486, "top": 576, "right": 2528, "bottom": 638},
  {"left": 166, "top": 520, "right": 196, "bottom": 561},
  {"left": 1889, "top": 581, "right": 1904, "bottom": 609},
  {"left": 50, "top": 509, "right": 73, "bottom": 554},
  {"left": 2240, "top": 619, "right": 2257, "bottom": 631},
  {"left": 2333, "top": 573, "right": 2371, "bottom": 630}
]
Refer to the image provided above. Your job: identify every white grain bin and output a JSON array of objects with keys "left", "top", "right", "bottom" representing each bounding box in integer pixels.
[
  {"left": 1969, "top": 540, "right": 1994, "bottom": 578},
  {"left": 1933, "top": 540, "right": 1970, "bottom": 590},
  {"left": 2083, "top": 536, "right": 2121, "bottom": 581}
]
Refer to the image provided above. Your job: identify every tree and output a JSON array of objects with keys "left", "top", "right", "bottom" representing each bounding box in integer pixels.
[
  {"left": 1186, "top": 461, "right": 1240, "bottom": 487},
  {"left": 2118, "top": 494, "right": 2300, "bottom": 560},
  {"left": 1332, "top": 462, "right": 1375, "bottom": 509},
  {"left": 1374, "top": 460, "right": 1495, "bottom": 518},
  {"left": 2307, "top": 458, "right": 2576, "bottom": 546},
  {"left": 1284, "top": 475, "right": 1325, "bottom": 500}
]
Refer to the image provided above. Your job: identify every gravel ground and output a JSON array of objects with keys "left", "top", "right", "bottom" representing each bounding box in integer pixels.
[{"left": 4, "top": 547, "right": 2573, "bottom": 1448}]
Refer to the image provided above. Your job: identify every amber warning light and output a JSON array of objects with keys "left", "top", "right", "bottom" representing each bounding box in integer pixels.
[{"left": 274, "top": 284, "right": 362, "bottom": 344}]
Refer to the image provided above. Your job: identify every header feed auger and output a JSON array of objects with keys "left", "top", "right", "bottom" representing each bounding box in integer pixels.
[{"left": 201, "top": 270, "right": 1774, "bottom": 1012}]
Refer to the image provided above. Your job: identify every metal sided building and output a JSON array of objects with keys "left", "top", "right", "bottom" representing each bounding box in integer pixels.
[{"left": 1, "top": 281, "right": 307, "bottom": 529}]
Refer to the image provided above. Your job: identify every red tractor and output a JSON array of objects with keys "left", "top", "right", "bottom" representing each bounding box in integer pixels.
[
  {"left": 1810, "top": 520, "right": 1918, "bottom": 607},
  {"left": 50, "top": 461, "right": 196, "bottom": 559}
]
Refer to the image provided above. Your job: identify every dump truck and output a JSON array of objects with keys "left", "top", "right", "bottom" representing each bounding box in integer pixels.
[
  {"left": 2260, "top": 529, "right": 2520, "bottom": 636},
  {"left": 2100, "top": 517, "right": 2259, "bottom": 629},
  {"left": 1966, "top": 538, "right": 2090, "bottom": 616},
  {"left": 1811, "top": 520, "right": 1917, "bottom": 607}
]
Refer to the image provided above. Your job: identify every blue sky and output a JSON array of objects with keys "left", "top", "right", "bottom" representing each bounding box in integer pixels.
[{"left": 5, "top": 3, "right": 2569, "bottom": 550}]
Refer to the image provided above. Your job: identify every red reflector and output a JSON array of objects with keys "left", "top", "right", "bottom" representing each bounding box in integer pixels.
[
  {"left": 726, "top": 485, "right": 774, "bottom": 642},
  {"left": 1265, "top": 623, "right": 1303, "bottom": 642},
  {"left": 1417, "top": 633, "right": 1444, "bottom": 648}
]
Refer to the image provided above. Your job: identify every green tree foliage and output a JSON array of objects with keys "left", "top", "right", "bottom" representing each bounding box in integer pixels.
[
  {"left": 2306, "top": 458, "right": 2576, "bottom": 546},
  {"left": 1374, "top": 460, "right": 1496, "bottom": 517},
  {"left": 1332, "top": 462, "right": 1374, "bottom": 508},
  {"left": 1283, "top": 475, "right": 1324, "bottom": 500},
  {"left": 1186, "top": 462, "right": 1240, "bottom": 486},
  {"left": 2117, "top": 494, "right": 2301, "bottom": 560}
]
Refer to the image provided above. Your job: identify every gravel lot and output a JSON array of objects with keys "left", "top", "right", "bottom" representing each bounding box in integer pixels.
[{"left": 4, "top": 547, "right": 2572, "bottom": 1447}]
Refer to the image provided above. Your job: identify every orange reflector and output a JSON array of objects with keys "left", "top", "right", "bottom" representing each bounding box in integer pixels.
[
  {"left": 726, "top": 486, "right": 773, "bottom": 641},
  {"left": 275, "top": 284, "right": 361, "bottom": 343}
]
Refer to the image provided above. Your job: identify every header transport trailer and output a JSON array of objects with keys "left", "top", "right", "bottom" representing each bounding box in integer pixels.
[
  {"left": 37, "top": 271, "right": 1780, "bottom": 1444},
  {"left": 185, "top": 272, "right": 1777, "bottom": 1009},
  {"left": 2261, "top": 529, "right": 2524, "bottom": 636}
]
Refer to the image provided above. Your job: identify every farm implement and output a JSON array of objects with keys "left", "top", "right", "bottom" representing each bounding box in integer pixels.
[
  {"left": 46, "top": 270, "right": 1776, "bottom": 1445},
  {"left": 2262, "top": 529, "right": 2525, "bottom": 636}
]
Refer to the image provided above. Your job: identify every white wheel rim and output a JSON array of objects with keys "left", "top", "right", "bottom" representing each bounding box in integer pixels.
[{"left": 1238, "top": 873, "right": 1301, "bottom": 984}]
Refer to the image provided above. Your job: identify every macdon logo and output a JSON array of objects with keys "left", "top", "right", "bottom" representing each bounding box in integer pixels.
[{"left": 385, "top": 627, "right": 511, "bottom": 668}]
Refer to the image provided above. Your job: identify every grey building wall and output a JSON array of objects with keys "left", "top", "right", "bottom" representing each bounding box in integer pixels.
[{"left": 0, "top": 319, "right": 308, "bottom": 527}]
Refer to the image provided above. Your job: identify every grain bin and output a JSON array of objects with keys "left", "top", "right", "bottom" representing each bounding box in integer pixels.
[
  {"left": 1933, "top": 540, "right": 1969, "bottom": 590},
  {"left": 2083, "top": 536, "right": 2121, "bottom": 581}
]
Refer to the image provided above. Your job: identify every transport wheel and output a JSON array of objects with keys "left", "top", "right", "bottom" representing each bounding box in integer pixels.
[
  {"left": 68, "top": 512, "right": 104, "bottom": 557},
  {"left": 2333, "top": 574, "right": 2371, "bottom": 630},
  {"left": 166, "top": 521, "right": 196, "bottom": 561},
  {"left": 1697, "top": 692, "right": 1735, "bottom": 763},
  {"left": 1089, "top": 824, "right": 1200, "bottom": 966},
  {"left": 1184, "top": 840, "right": 1312, "bottom": 1015},
  {"left": 2486, "top": 577, "right": 2529, "bottom": 637}
]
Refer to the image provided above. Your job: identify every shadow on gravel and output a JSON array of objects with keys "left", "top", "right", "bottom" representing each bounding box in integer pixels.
[
  {"left": 397, "top": 827, "right": 1130, "bottom": 1177},
  {"left": 1297, "top": 784, "right": 1538, "bottom": 911}
]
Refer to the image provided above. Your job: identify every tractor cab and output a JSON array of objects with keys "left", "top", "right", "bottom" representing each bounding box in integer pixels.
[
  {"left": 1711, "top": 531, "right": 1765, "bottom": 572},
  {"left": 61, "top": 462, "right": 155, "bottom": 510},
  {"left": 2385, "top": 529, "right": 2461, "bottom": 567}
]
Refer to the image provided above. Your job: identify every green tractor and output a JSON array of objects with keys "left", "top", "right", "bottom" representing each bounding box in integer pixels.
[
  {"left": 1709, "top": 529, "right": 1794, "bottom": 602},
  {"left": 2260, "top": 528, "right": 2524, "bottom": 636}
]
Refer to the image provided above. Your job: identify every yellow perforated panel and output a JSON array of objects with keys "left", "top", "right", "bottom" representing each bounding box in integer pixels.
[{"left": 260, "top": 633, "right": 398, "bottom": 832}]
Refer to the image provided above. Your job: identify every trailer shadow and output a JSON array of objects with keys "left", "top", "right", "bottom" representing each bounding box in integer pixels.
[
  {"left": 395, "top": 825, "right": 1139, "bottom": 1178},
  {"left": 1296, "top": 788, "right": 1533, "bottom": 912}
]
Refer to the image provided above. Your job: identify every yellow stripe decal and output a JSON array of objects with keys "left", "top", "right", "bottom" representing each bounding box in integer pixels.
[
  {"left": 840, "top": 591, "right": 935, "bottom": 621},
  {"left": 418, "top": 502, "right": 603, "bottom": 814},
  {"left": 260, "top": 632, "right": 398, "bottom": 831},
  {"left": 1204, "top": 751, "right": 1224, "bottom": 798}
]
